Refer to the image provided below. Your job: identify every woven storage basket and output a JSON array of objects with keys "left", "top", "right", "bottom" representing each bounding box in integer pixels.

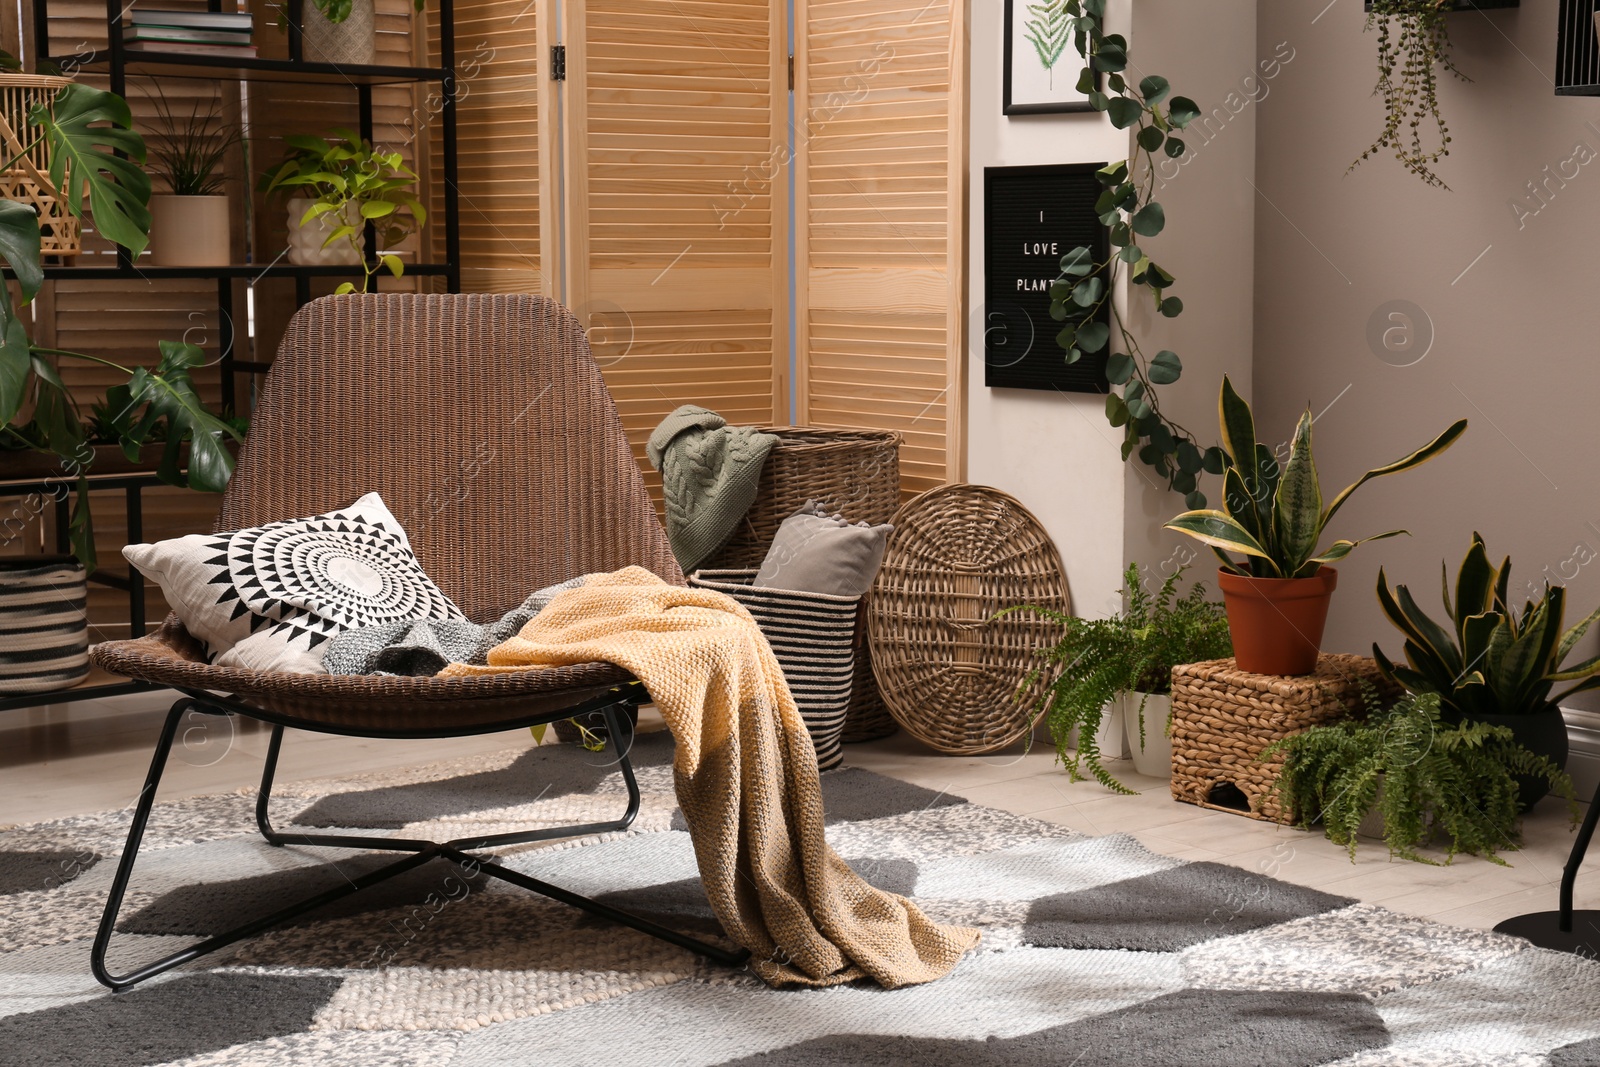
[
  {"left": 703, "top": 425, "right": 901, "bottom": 745},
  {"left": 867, "top": 484, "right": 1070, "bottom": 755},
  {"left": 0, "top": 74, "right": 79, "bottom": 259},
  {"left": 0, "top": 556, "right": 89, "bottom": 694},
  {"left": 1169, "top": 654, "right": 1397, "bottom": 824},
  {"left": 690, "top": 569, "right": 860, "bottom": 770}
]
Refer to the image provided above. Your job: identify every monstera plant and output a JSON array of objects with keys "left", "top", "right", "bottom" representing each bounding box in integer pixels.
[
  {"left": 1163, "top": 376, "right": 1466, "bottom": 675},
  {"left": 0, "top": 84, "right": 240, "bottom": 568}
]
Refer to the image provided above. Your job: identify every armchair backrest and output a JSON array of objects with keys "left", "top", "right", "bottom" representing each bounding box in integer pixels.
[{"left": 217, "top": 293, "right": 681, "bottom": 622}]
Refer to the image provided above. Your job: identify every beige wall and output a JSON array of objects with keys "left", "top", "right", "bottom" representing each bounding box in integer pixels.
[
  {"left": 966, "top": 0, "right": 1258, "bottom": 618},
  {"left": 965, "top": 3, "right": 1131, "bottom": 619},
  {"left": 1122, "top": 0, "right": 1260, "bottom": 592},
  {"left": 1252, "top": 1, "right": 1600, "bottom": 707}
]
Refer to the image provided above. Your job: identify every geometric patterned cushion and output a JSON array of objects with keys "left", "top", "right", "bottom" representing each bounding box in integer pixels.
[{"left": 123, "top": 492, "right": 464, "bottom": 675}]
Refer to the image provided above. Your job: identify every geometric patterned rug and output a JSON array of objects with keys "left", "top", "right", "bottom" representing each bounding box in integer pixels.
[{"left": 2, "top": 730, "right": 1599, "bottom": 1067}]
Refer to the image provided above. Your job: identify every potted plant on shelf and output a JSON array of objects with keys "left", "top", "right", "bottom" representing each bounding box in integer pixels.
[
  {"left": 1373, "top": 533, "right": 1600, "bottom": 810},
  {"left": 1009, "top": 563, "right": 1232, "bottom": 793},
  {"left": 1164, "top": 376, "right": 1466, "bottom": 676},
  {"left": 1, "top": 86, "right": 241, "bottom": 562},
  {"left": 258, "top": 129, "right": 425, "bottom": 293},
  {"left": 0, "top": 84, "right": 240, "bottom": 692},
  {"left": 286, "top": 0, "right": 425, "bottom": 68},
  {"left": 1266, "top": 688, "right": 1575, "bottom": 865},
  {"left": 143, "top": 86, "right": 241, "bottom": 267}
]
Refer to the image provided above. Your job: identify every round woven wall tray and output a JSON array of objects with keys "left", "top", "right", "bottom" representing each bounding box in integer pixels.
[{"left": 868, "top": 483, "right": 1070, "bottom": 755}]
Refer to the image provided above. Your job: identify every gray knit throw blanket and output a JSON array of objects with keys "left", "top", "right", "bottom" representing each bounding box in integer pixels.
[
  {"left": 322, "top": 576, "right": 587, "bottom": 676},
  {"left": 646, "top": 405, "right": 778, "bottom": 573}
]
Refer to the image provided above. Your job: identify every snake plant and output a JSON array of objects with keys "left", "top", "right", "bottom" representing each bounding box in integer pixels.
[
  {"left": 1374, "top": 534, "right": 1600, "bottom": 718},
  {"left": 1164, "top": 376, "right": 1467, "bottom": 579}
]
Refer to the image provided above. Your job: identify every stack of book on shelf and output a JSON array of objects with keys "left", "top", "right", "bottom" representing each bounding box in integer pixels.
[{"left": 124, "top": 9, "right": 255, "bottom": 57}]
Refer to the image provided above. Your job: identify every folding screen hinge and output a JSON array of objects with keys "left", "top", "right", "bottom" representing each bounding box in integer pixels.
[
  {"left": 552, "top": 44, "right": 567, "bottom": 82},
  {"left": 788, "top": 54, "right": 794, "bottom": 91}
]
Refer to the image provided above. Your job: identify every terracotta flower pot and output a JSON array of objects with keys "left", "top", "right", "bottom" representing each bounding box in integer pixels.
[{"left": 1216, "top": 566, "right": 1338, "bottom": 676}]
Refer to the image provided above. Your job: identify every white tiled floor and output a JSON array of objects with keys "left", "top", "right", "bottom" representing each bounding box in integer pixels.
[{"left": 3, "top": 691, "right": 1593, "bottom": 932}]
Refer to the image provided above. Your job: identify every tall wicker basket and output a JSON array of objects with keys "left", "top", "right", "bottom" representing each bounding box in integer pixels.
[
  {"left": 704, "top": 426, "right": 902, "bottom": 743},
  {"left": 0, "top": 74, "right": 79, "bottom": 259}
]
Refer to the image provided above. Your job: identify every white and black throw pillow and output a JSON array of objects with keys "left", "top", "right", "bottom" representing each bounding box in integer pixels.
[{"left": 125, "top": 493, "right": 464, "bottom": 674}]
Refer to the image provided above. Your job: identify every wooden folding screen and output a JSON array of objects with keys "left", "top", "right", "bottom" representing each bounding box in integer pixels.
[
  {"left": 794, "top": 0, "right": 966, "bottom": 496},
  {"left": 564, "top": 0, "right": 787, "bottom": 497}
]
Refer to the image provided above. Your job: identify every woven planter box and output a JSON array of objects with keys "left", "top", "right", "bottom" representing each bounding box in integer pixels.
[
  {"left": 689, "top": 569, "right": 860, "bottom": 771},
  {"left": 0, "top": 556, "right": 89, "bottom": 694},
  {"left": 1170, "top": 653, "right": 1394, "bottom": 824},
  {"left": 703, "top": 426, "right": 901, "bottom": 744}
]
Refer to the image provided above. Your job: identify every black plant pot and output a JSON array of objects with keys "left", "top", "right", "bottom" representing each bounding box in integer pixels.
[{"left": 1466, "top": 708, "right": 1569, "bottom": 813}]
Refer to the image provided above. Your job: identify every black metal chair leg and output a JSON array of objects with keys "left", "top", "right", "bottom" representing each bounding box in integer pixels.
[
  {"left": 93, "top": 699, "right": 446, "bottom": 991},
  {"left": 94, "top": 696, "right": 751, "bottom": 991},
  {"left": 1494, "top": 776, "right": 1600, "bottom": 956}
]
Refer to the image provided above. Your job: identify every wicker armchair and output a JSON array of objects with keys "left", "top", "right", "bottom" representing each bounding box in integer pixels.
[{"left": 88, "top": 293, "right": 748, "bottom": 990}]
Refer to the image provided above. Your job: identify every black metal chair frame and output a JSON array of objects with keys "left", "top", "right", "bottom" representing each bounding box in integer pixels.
[{"left": 91, "top": 681, "right": 751, "bottom": 992}]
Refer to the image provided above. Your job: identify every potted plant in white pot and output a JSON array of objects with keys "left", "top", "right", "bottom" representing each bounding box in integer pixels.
[
  {"left": 287, "top": 0, "right": 423, "bottom": 67},
  {"left": 258, "top": 129, "right": 425, "bottom": 291},
  {"left": 1373, "top": 533, "right": 1600, "bottom": 810},
  {"left": 1008, "top": 563, "right": 1232, "bottom": 793},
  {"left": 1164, "top": 376, "right": 1466, "bottom": 676},
  {"left": 144, "top": 87, "right": 241, "bottom": 267}
]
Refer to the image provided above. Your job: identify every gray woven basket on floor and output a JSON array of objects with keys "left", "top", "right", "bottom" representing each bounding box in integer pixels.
[
  {"left": 690, "top": 569, "right": 860, "bottom": 771},
  {"left": 0, "top": 556, "right": 89, "bottom": 694}
]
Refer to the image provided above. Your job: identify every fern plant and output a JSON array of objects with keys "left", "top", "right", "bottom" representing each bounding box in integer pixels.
[
  {"left": 1265, "top": 689, "right": 1576, "bottom": 865},
  {"left": 1023, "top": 1, "right": 1071, "bottom": 88},
  {"left": 1010, "top": 563, "right": 1231, "bottom": 794}
]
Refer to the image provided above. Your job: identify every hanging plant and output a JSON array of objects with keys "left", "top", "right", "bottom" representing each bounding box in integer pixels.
[
  {"left": 1050, "top": 0, "right": 1221, "bottom": 508},
  {"left": 1351, "top": 0, "right": 1467, "bottom": 189}
]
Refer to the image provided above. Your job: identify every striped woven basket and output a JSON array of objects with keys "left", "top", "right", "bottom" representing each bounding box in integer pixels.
[
  {"left": 0, "top": 556, "right": 90, "bottom": 694},
  {"left": 689, "top": 569, "right": 860, "bottom": 771}
]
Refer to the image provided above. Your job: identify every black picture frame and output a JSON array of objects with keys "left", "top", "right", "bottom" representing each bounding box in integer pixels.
[
  {"left": 983, "top": 163, "right": 1111, "bottom": 394},
  {"left": 1004, "top": 0, "right": 1097, "bottom": 115}
]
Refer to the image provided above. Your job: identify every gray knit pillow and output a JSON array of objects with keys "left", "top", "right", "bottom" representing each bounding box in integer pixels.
[{"left": 751, "top": 501, "right": 891, "bottom": 598}]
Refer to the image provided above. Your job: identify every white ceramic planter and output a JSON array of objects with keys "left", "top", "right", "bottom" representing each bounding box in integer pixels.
[
  {"left": 286, "top": 197, "right": 363, "bottom": 266},
  {"left": 1122, "top": 691, "right": 1173, "bottom": 778},
  {"left": 1054, "top": 699, "right": 1130, "bottom": 760},
  {"left": 147, "top": 194, "right": 230, "bottom": 266},
  {"left": 301, "top": 0, "right": 376, "bottom": 66}
]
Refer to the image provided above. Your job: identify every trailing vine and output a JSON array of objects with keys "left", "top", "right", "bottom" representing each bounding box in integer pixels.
[
  {"left": 1351, "top": 0, "right": 1467, "bottom": 189},
  {"left": 1050, "top": 0, "right": 1225, "bottom": 508}
]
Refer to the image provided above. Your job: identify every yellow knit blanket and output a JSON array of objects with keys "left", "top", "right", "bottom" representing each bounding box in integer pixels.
[{"left": 439, "top": 566, "right": 979, "bottom": 988}]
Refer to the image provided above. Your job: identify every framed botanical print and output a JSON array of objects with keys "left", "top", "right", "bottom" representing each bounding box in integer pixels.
[{"left": 1004, "top": 0, "right": 1096, "bottom": 115}]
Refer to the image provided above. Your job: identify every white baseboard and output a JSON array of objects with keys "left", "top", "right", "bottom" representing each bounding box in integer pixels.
[{"left": 1563, "top": 707, "right": 1600, "bottom": 801}]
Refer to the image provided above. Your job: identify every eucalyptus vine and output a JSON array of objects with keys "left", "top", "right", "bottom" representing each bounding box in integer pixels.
[{"left": 1049, "top": 0, "right": 1225, "bottom": 509}]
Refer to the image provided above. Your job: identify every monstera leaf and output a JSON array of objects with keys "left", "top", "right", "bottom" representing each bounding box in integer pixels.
[
  {"left": 28, "top": 83, "right": 151, "bottom": 256},
  {"left": 0, "top": 200, "right": 43, "bottom": 426},
  {"left": 123, "top": 341, "right": 241, "bottom": 493}
]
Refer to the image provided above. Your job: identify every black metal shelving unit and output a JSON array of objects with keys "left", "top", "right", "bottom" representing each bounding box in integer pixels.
[{"left": 2, "top": 0, "right": 460, "bottom": 712}]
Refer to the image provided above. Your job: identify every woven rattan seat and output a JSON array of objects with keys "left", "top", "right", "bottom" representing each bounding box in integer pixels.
[
  {"left": 92, "top": 293, "right": 678, "bottom": 732},
  {"left": 84, "top": 293, "right": 748, "bottom": 991}
]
